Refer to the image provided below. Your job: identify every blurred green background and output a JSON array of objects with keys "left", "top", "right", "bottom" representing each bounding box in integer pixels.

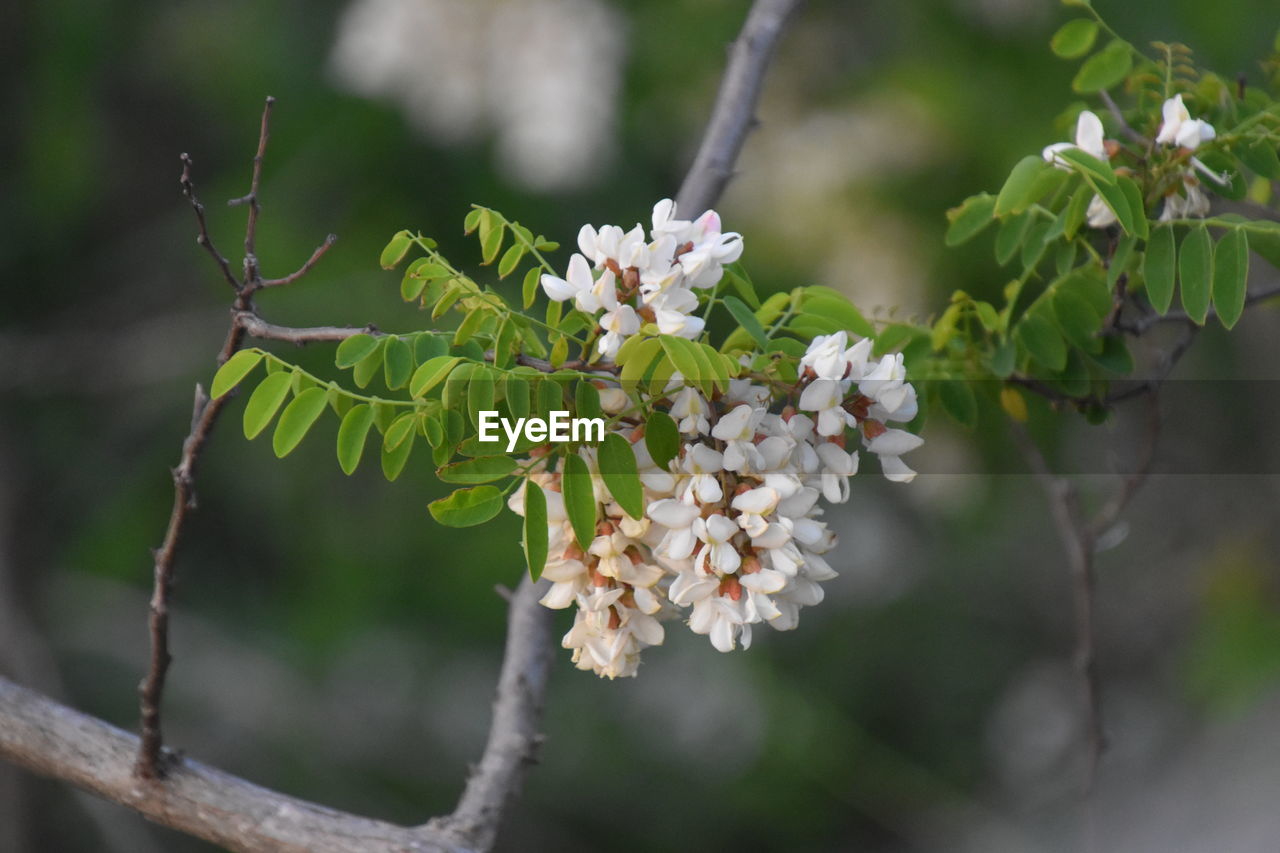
[{"left": 3, "top": 1, "right": 1280, "bottom": 851}]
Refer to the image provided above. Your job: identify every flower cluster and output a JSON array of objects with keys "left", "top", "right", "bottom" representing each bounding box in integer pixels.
[
  {"left": 540, "top": 199, "right": 743, "bottom": 358},
  {"left": 1153, "top": 94, "right": 1224, "bottom": 221},
  {"left": 509, "top": 332, "right": 921, "bottom": 676},
  {"left": 1042, "top": 95, "right": 1221, "bottom": 229}
]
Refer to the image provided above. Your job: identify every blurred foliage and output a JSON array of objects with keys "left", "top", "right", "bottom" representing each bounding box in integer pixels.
[{"left": 3, "top": 1, "right": 1280, "bottom": 851}]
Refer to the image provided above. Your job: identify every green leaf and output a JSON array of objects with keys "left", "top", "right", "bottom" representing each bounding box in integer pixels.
[
  {"left": 382, "top": 412, "right": 417, "bottom": 453},
  {"left": 437, "top": 455, "right": 518, "bottom": 484},
  {"left": 873, "top": 323, "right": 922, "bottom": 355},
  {"left": 1118, "top": 177, "right": 1148, "bottom": 240},
  {"left": 1237, "top": 140, "right": 1280, "bottom": 181},
  {"left": 522, "top": 267, "right": 541, "bottom": 309},
  {"left": 1090, "top": 175, "right": 1135, "bottom": 235},
  {"left": 409, "top": 356, "right": 462, "bottom": 398},
  {"left": 414, "top": 334, "right": 449, "bottom": 364},
  {"left": 522, "top": 480, "right": 549, "bottom": 580},
  {"left": 945, "top": 193, "right": 997, "bottom": 247},
  {"left": 995, "top": 156, "right": 1051, "bottom": 217},
  {"left": 381, "top": 428, "right": 414, "bottom": 480},
  {"left": 598, "top": 433, "right": 644, "bottom": 519},
  {"left": 938, "top": 380, "right": 978, "bottom": 428},
  {"left": 379, "top": 230, "right": 413, "bottom": 269},
  {"left": 498, "top": 243, "right": 525, "bottom": 279},
  {"left": 336, "top": 333, "right": 381, "bottom": 369},
  {"left": 429, "top": 485, "right": 504, "bottom": 527},
  {"left": 1179, "top": 224, "right": 1213, "bottom": 324},
  {"left": 1051, "top": 18, "right": 1098, "bottom": 58},
  {"left": 1051, "top": 287, "right": 1102, "bottom": 349},
  {"left": 725, "top": 263, "right": 761, "bottom": 308},
  {"left": 463, "top": 208, "right": 483, "bottom": 234},
  {"left": 994, "top": 211, "right": 1034, "bottom": 266},
  {"left": 453, "top": 307, "right": 487, "bottom": 347},
  {"left": 504, "top": 376, "right": 531, "bottom": 419},
  {"left": 1071, "top": 39, "right": 1133, "bottom": 93},
  {"left": 383, "top": 337, "right": 413, "bottom": 390},
  {"left": 351, "top": 339, "right": 386, "bottom": 389},
  {"left": 722, "top": 294, "right": 768, "bottom": 349},
  {"left": 468, "top": 367, "right": 496, "bottom": 428},
  {"left": 1016, "top": 311, "right": 1068, "bottom": 372},
  {"left": 536, "top": 378, "right": 564, "bottom": 418},
  {"left": 560, "top": 453, "right": 597, "bottom": 550},
  {"left": 211, "top": 350, "right": 263, "bottom": 398},
  {"left": 481, "top": 221, "right": 505, "bottom": 265},
  {"left": 441, "top": 361, "right": 475, "bottom": 411},
  {"left": 644, "top": 411, "right": 680, "bottom": 471},
  {"left": 1056, "top": 147, "right": 1115, "bottom": 185},
  {"left": 1145, "top": 224, "right": 1177, "bottom": 314},
  {"left": 575, "top": 381, "right": 602, "bottom": 420},
  {"left": 243, "top": 371, "right": 294, "bottom": 439},
  {"left": 1063, "top": 183, "right": 1092, "bottom": 240},
  {"left": 336, "top": 403, "right": 375, "bottom": 475},
  {"left": 272, "top": 387, "right": 329, "bottom": 457},
  {"left": 1212, "top": 229, "right": 1249, "bottom": 330},
  {"left": 799, "top": 287, "right": 875, "bottom": 337},
  {"left": 619, "top": 337, "right": 663, "bottom": 385}
]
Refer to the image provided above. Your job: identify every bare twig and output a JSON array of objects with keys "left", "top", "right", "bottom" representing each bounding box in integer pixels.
[
  {"left": 674, "top": 0, "right": 805, "bottom": 215},
  {"left": 180, "top": 155, "right": 239, "bottom": 293},
  {"left": 259, "top": 234, "right": 339, "bottom": 289},
  {"left": 2, "top": 676, "right": 466, "bottom": 853},
  {"left": 428, "top": 576, "right": 554, "bottom": 851},
  {"left": 137, "top": 96, "right": 335, "bottom": 780},
  {"left": 1099, "top": 90, "right": 1151, "bottom": 146}
]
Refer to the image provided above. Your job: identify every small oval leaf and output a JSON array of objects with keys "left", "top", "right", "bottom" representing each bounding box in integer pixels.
[
  {"left": 336, "top": 403, "right": 376, "bottom": 475},
  {"left": 560, "top": 452, "right": 598, "bottom": 550},
  {"left": 522, "top": 480, "right": 549, "bottom": 580},
  {"left": 211, "top": 350, "right": 263, "bottom": 399},
  {"left": 429, "top": 485, "right": 504, "bottom": 528},
  {"left": 243, "top": 372, "right": 294, "bottom": 440},
  {"left": 272, "top": 387, "right": 330, "bottom": 457}
]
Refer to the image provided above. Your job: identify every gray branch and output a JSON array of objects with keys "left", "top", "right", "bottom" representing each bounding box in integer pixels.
[
  {"left": 0, "top": 676, "right": 466, "bottom": 853},
  {"left": 427, "top": 576, "right": 554, "bottom": 851},
  {"left": 674, "top": 0, "right": 806, "bottom": 215}
]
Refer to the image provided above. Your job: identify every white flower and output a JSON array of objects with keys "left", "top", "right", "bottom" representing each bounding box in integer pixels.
[
  {"left": 693, "top": 513, "right": 742, "bottom": 575},
  {"left": 865, "top": 427, "right": 924, "bottom": 483},
  {"left": 648, "top": 498, "right": 701, "bottom": 560},
  {"left": 801, "top": 331, "right": 852, "bottom": 380},
  {"left": 815, "top": 441, "right": 858, "bottom": 503},
  {"left": 597, "top": 304, "right": 639, "bottom": 359},
  {"left": 710, "top": 404, "right": 765, "bottom": 471},
  {"left": 798, "top": 379, "right": 852, "bottom": 437},
  {"left": 1156, "top": 94, "right": 1216, "bottom": 150},
  {"left": 677, "top": 442, "right": 724, "bottom": 503},
  {"left": 731, "top": 486, "right": 780, "bottom": 538},
  {"left": 670, "top": 386, "right": 711, "bottom": 435},
  {"left": 1043, "top": 110, "right": 1108, "bottom": 167},
  {"left": 1086, "top": 195, "right": 1118, "bottom": 229}
]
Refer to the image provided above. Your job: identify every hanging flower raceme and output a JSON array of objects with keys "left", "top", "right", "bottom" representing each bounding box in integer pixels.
[
  {"left": 510, "top": 209, "right": 922, "bottom": 677},
  {"left": 1153, "top": 94, "right": 1223, "bottom": 222},
  {"left": 541, "top": 199, "right": 741, "bottom": 359}
]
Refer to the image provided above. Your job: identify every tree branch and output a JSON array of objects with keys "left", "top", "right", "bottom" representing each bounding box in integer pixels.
[
  {"left": 674, "top": 0, "right": 805, "bottom": 215},
  {"left": 0, "top": 676, "right": 467, "bottom": 853},
  {"left": 428, "top": 576, "right": 554, "bottom": 851}
]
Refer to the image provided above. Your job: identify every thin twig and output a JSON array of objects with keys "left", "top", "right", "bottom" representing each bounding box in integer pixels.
[
  {"left": 674, "top": 0, "right": 806, "bottom": 215},
  {"left": 259, "top": 234, "right": 339, "bottom": 289},
  {"left": 1099, "top": 90, "right": 1151, "bottom": 146},
  {"left": 179, "top": 155, "right": 239, "bottom": 293},
  {"left": 137, "top": 97, "right": 336, "bottom": 780}
]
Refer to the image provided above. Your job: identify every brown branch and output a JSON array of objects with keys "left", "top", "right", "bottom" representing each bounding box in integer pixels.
[
  {"left": 259, "top": 234, "right": 339, "bottom": 289},
  {"left": 427, "top": 576, "right": 554, "bottom": 851},
  {"left": 674, "top": 0, "right": 805, "bottom": 215},
  {"left": 137, "top": 96, "right": 335, "bottom": 780},
  {"left": 180, "top": 154, "right": 239, "bottom": 293},
  {"left": 1, "top": 676, "right": 467, "bottom": 853},
  {"left": 230, "top": 96, "right": 275, "bottom": 287}
]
